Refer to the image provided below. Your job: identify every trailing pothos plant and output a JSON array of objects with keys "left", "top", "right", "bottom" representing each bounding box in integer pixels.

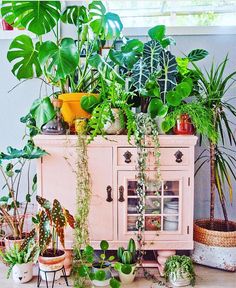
[
  {"left": 0, "top": 141, "right": 47, "bottom": 240},
  {"left": 24, "top": 196, "right": 75, "bottom": 256},
  {"left": 86, "top": 76, "right": 136, "bottom": 142},
  {"left": 1, "top": 0, "right": 123, "bottom": 130}
]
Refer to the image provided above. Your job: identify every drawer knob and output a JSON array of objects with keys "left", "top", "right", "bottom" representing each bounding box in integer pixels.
[
  {"left": 174, "top": 150, "right": 183, "bottom": 163},
  {"left": 106, "top": 186, "right": 113, "bottom": 202},
  {"left": 123, "top": 150, "right": 132, "bottom": 163},
  {"left": 118, "top": 186, "right": 125, "bottom": 202}
]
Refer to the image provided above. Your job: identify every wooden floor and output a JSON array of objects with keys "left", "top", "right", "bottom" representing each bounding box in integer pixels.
[{"left": 0, "top": 263, "right": 235, "bottom": 287}]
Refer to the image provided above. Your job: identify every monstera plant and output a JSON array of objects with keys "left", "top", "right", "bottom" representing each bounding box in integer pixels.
[{"left": 1, "top": 0, "right": 123, "bottom": 128}]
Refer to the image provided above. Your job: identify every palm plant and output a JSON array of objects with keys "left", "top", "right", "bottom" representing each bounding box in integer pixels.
[{"left": 193, "top": 56, "right": 236, "bottom": 230}]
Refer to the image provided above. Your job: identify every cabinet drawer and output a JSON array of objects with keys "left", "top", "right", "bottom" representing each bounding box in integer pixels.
[{"left": 117, "top": 147, "right": 189, "bottom": 166}]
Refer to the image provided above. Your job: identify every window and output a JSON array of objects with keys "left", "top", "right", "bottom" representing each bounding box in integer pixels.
[{"left": 103, "top": 0, "right": 236, "bottom": 28}]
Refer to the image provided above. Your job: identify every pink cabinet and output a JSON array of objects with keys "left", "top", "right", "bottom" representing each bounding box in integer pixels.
[{"left": 34, "top": 135, "right": 197, "bottom": 251}]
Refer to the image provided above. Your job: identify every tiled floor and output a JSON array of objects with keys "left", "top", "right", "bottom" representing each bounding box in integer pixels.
[{"left": 0, "top": 263, "right": 235, "bottom": 287}]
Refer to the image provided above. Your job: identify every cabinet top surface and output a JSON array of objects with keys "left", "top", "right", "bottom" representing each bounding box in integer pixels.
[{"left": 34, "top": 135, "right": 198, "bottom": 147}]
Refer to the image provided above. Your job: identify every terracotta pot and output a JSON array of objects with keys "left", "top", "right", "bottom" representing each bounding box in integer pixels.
[
  {"left": 2, "top": 19, "right": 13, "bottom": 30},
  {"left": 173, "top": 114, "right": 195, "bottom": 135},
  {"left": 38, "top": 249, "right": 65, "bottom": 281},
  {"left": 64, "top": 250, "right": 73, "bottom": 276},
  {"left": 58, "top": 93, "right": 97, "bottom": 126},
  {"left": 4, "top": 236, "right": 26, "bottom": 251},
  {"left": 12, "top": 262, "right": 33, "bottom": 283}
]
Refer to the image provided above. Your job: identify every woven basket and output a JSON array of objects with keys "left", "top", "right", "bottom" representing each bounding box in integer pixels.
[{"left": 194, "top": 219, "right": 236, "bottom": 247}]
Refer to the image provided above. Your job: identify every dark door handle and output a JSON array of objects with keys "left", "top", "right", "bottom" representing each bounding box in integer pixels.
[
  {"left": 106, "top": 186, "right": 113, "bottom": 202},
  {"left": 118, "top": 186, "right": 125, "bottom": 202},
  {"left": 174, "top": 150, "right": 183, "bottom": 163},
  {"left": 123, "top": 151, "right": 132, "bottom": 163}
]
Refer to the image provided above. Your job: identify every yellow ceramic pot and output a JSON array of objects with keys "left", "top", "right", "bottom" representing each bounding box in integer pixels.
[{"left": 58, "top": 93, "right": 97, "bottom": 125}]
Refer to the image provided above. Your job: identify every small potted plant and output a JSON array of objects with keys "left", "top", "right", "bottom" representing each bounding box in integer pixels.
[
  {"left": 114, "top": 238, "right": 137, "bottom": 284},
  {"left": 0, "top": 239, "right": 39, "bottom": 283},
  {"left": 164, "top": 255, "right": 195, "bottom": 287},
  {"left": 0, "top": 142, "right": 47, "bottom": 249},
  {"left": 75, "top": 240, "right": 120, "bottom": 288},
  {"left": 29, "top": 196, "right": 75, "bottom": 281}
]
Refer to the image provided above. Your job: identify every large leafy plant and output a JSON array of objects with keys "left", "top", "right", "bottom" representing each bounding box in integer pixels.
[{"left": 0, "top": 142, "right": 47, "bottom": 239}]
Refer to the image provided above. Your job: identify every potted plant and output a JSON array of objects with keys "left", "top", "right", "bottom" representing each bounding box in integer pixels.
[
  {"left": 0, "top": 239, "right": 39, "bottom": 283},
  {"left": 190, "top": 56, "right": 236, "bottom": 271},
  {"left": 114, "top": 238, "right": 137, "bottom": 284},
  {"left": 74, "top": 240, "right": 120, "bottom": 288},
  {"left": 164, "top": 255, "right": 195, "bottom": 287},
  {"left": 87, "top": 78, "right": 136, "bottom": 142},
  {"left": 1, "top": 1, "right": 123, "bottom": 129},
  {"left": 0, "top": 141, "right": 47, "bottom": 249},
  {"left": 26, "top": 196, "right": 75, "bottom": 281}
]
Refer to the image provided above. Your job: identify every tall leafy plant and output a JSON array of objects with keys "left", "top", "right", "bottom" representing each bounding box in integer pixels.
[{"left": 193, "top": 56, "right": 236, "bottom": 229}]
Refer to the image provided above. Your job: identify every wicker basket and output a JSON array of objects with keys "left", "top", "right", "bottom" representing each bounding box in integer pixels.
[{"left": 194, "top": 219, "right": 236, "bottom": 247}]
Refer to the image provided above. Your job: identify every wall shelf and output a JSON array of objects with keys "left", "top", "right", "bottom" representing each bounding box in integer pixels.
[{"left": 0, "top": 30, "right": 34, "bottom": 40}]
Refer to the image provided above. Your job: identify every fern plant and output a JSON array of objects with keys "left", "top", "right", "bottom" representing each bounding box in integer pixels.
[{"left": 88, "top": 79, "right": 136, "bottom": 143}]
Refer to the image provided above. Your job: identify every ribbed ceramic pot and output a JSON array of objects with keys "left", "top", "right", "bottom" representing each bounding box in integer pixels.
[
  {"left": 118, "top": 265, "right": 136, "bottom": 284},
  {"left": 169, "top": 270, "right": 191, "bottom": 287}
]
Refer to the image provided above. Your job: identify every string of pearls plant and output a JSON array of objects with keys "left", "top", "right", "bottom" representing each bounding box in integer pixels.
[{"left": 134, "top": 113, "right": 166, "bottom": 286}]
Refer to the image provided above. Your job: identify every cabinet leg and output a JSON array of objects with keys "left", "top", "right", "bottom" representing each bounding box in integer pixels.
[{"left": 156, "top": 250, "right": 176, "bottom": 276}]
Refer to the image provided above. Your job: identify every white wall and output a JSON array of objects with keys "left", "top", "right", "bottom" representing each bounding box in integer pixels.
[{"left": 1, "top": 30, "right": 236, "bottom": 221}]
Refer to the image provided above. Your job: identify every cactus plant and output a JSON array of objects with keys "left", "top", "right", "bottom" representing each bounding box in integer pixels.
[{"left": 117, "top": 238, "right": 136, "bottom": 264}]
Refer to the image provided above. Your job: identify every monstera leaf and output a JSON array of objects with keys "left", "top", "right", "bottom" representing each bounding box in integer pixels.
[
  {"left": 143, "top": 40, "right": 162, "bottom": 74},
  {"left": 131, "top": 58, "right": 150, "bottom": 93},
  {"left": 2, "top": 0, "right": 61, "bottom": 36},
  {"left": 0, "top": 1, "right": 23, "bottom": 28},
  {"left": 38, "top": 38, "right": 78, "bottom": 82},
  {"left": 109, "top": 39, "right": 144, "bottom": 70},
  {"left": 7, "top": 35, "right": 42, "bottom": 80},
  {"left": 89, "top": 1, "right": 123, "bottom": 40},
  {"left": 61, "top": 5, "right": 88, "bottom": 26},
  {"left": 38, "top": 210, "right": 52, "bottom": 253},
  {"left": 158, "top": 50, "right": 178, "bottom": 100},
  {"left": 30, "top": 97, "right": 56, "bottom": 129}
]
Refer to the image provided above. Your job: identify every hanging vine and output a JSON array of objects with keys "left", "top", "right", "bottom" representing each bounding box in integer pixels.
[{"left": 134, "top": 113, "right": 166, "bottom": 286}]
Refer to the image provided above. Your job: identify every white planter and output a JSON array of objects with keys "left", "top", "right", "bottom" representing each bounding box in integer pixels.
[
  {"left": 103, "top": 108, "right": 124, "bottom": 135},
  {"left": 38, "top": 250, "right": 65, "bottom": 281},
  {"left": 12, "top": 262, "right": 33, "bottom": 283},
  {"left": 91, "top": 264, "right": 112, "bottom": 287},
  {"left": 191, "top": 241, "right": 236, "bottom": 271},
  {"left": 118, "top": 265, "right": 136, "bottom": 284},
  {"left": 169, "top": 271, "right": 191, "bottom": 287}
]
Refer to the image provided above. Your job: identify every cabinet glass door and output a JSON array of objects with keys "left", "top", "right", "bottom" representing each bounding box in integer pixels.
[{"left": 118, "top": 171, "right": 188, "bottom": 241}]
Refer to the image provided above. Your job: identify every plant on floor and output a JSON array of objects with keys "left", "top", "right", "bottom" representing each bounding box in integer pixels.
[
  {"left": 0, "top": 240, "right": 39, "bottom": 281},
  {"left": 0, "top": 142, "right": 46, "bottom": 242},
  {"left": 193, "top": 56, "right": 236, "bottom": 230},
  {"left": 114, "top": 238, "right": 137, "bottom": 284},
  {"left": 87, "top": 77, "right": 136, "bottom": 142},
  {"left": 74, "top": 240, "right": 120, "bottom": 288},
  {"left": 164, "top": 255, "right": 195, "bottom": 286}
]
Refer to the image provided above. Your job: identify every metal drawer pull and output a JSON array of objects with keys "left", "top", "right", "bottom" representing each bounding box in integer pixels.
[
  {"left": 106, "top": 186, "right": 113, "bottom": 202},
  {"left": 174, "top": 150, "right": 183, "bottom": 163},
  {"left": 123, "top": 151, "right": 132, "bottom": 163},
  {"left": 118, "top": 186, "right": 125, "bottom": 202}
]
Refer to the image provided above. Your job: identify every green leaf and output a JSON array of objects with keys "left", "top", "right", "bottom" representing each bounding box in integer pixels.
[
  {"left": 162, "top": 118, "right": 176, "bottom": 132},
  {"left": 108, "top": 255, "right": 115, "bottom": 261},
  {"left": 30, "top": 97, "right": 56, "bottom": 129},
  {"left": 109, "top": 39, "right": 144, "bottom": 70},
  {"left": 7, "top": 35, "right": 42, "bottom": 80},
  {"left": 131, "top": 58, "right": 150, "bottom": 92},
  {"left": 52, "top": 199, "right": 66, "bottom": 247},
  {"left": 100, "top": 240, "right": 109, "bottom": 251},
  {"left": 84, "top": 245, "right": 94, "bottom": 256},
  {"left": 38, "top": 210, "right": 51, "bottom": 253},
  {"left": 9, "top": 1, "right": 61, "bottom": 36},
  {"left": 114, "top": 262, "right": 122, "bottom": 271},
  {"left": 175, "top": 82, "right": 192, "bottom": 99},
  {"left": 143, "top": 40, "right": 162, "bottom": 75},
  {"left": 95, "top": 270, "right": 106, "bottom": 281},
  {"left": 61, "top": 5, "right": 88, "bottom": 26},
  {"left": 110, "top": 278, "right": 121, "bottom": 288},
  {"left": 0, "top": 196, "right": 9, "bottom": 203},
  {"left": 81, "top": 95, "right": 99, "bottom": 113},
  {"left": 39, "top": 38, "right": 78, "bottom": 82},
  {"left": 100, "top": 253, "right": 106, "bottom": 260},
  {"left": 89, "top": 1, "right": 123, "bottom": 40},
  {"left": 26, "top": 194, "right": 31, "bottom": 203},
  {"left": 188, "top": 49, "right": 208, "bottom": 62},
  {"left": 148, "top": 25, "right": 165, "bottom": 41},
  {"left": 148, "top": 98, "right": 168, "bottom": 118},
  {"left": 121, "top": 264, "right": 132, "bottom": 275},
  {"left": 78, "top": 265, "right": 89, "bottom": 277},
  {"left": 166, "top": 91, "right": 182, "bottom": 107},
  {"left": 176, "top": 57, "right": 189, "bottom": 76}
]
